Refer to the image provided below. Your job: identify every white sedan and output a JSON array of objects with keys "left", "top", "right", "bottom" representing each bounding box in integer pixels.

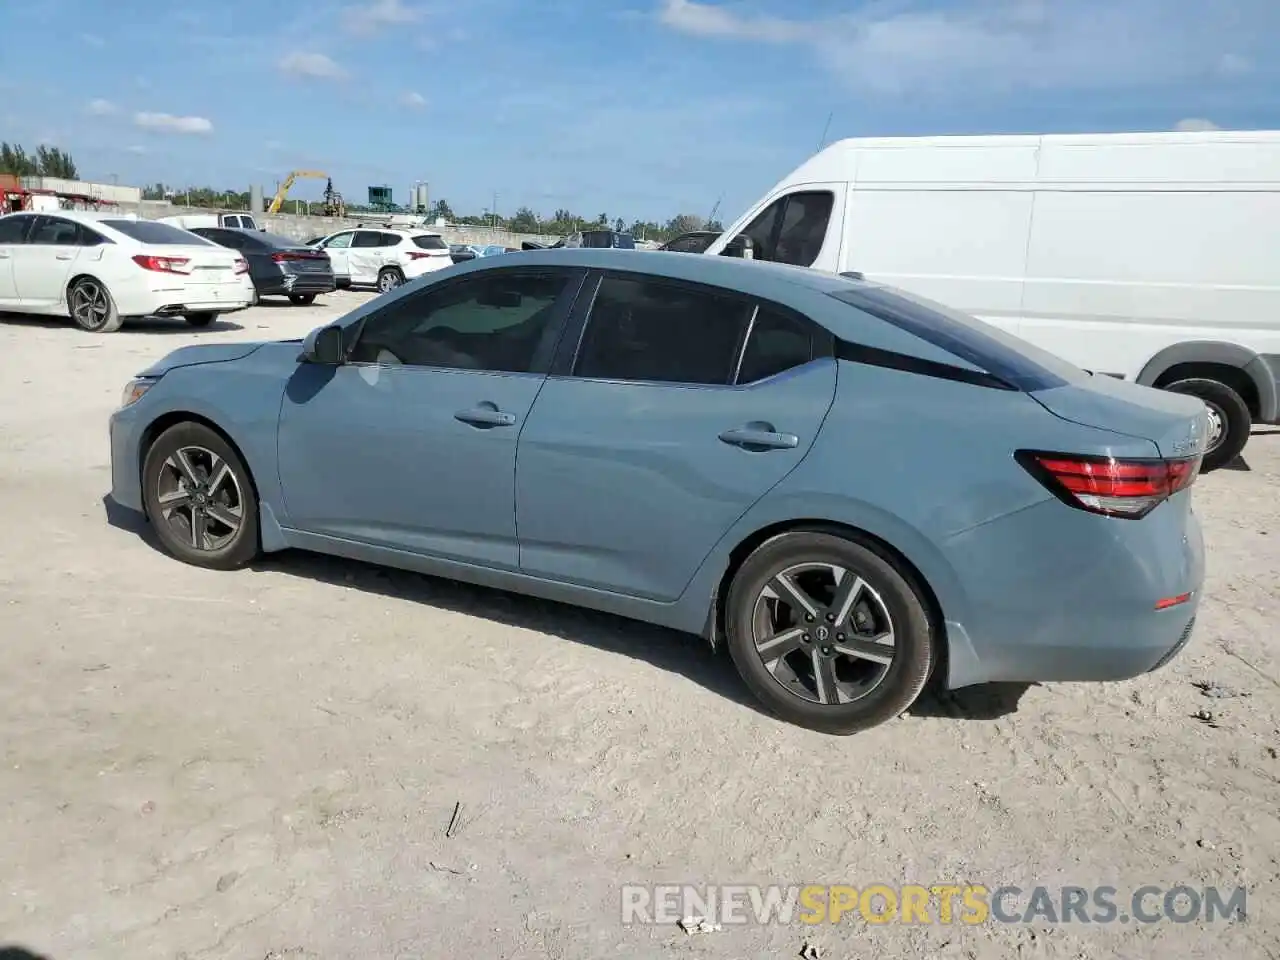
[
  {"left": 0, "top": 211, "right": 254, "bottom": 333},
  {"left": 309, "top": 227, "right": 453, "bottom": 293}
]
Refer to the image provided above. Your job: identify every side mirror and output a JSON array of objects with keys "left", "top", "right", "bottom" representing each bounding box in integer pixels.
[
  {"left": 299, "top": 324, "right": 344, "bottom": 364},
  {"left": 722, "top": 234, "right": 754, "bottom": 259}
]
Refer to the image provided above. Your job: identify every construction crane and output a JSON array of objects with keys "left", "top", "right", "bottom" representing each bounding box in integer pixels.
[{"left": 267, "top": 170, "right": 329, "bottom": 215}]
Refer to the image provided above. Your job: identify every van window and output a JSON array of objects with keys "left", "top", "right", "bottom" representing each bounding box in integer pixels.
[{"left": 734, "top": 191, "right": 833, "bottom": 268}]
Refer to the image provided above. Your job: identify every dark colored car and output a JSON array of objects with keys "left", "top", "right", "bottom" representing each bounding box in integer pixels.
[
  {"left": 449, "top": 244, "right": 478, "bottom": 264},
  {"left": 660, "top": 231, "right": 720, "bottom": 254},
  {"left": 190, "top": 227, "right": 336, "bottom": 304},
  {"left": 566, "top": 229, "right": 636, "bottom": 250}
]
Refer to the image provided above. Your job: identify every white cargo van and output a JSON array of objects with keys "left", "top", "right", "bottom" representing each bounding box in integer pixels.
[{"left": 705, "top": 131, "right": 1280, "bottom": 470}]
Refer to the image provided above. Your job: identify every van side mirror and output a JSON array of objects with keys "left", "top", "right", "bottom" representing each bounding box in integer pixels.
[
  {"left": 299, "top": 324, "right": 344, "bottom": 364},
  {"left": 722, "top": 234, "right": 754, "bottom": 259}
]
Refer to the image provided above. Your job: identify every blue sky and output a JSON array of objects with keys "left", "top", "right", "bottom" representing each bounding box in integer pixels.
[{"left": 2, "top": 0, "right": 1278, "bottom": 224}]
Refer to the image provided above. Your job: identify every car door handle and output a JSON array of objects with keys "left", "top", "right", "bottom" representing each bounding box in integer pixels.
[
  {"left": 455, "top": 405, "right": 517, "bottom": 428},
  {"left": 718, "top": 425, "right": 800, "bottom": 450},
  {"left": 55, "top": 253, "right": 73, "bottom": 260},
  {"left": 0, "top": 251, "right": 10, "bottom": 258}
]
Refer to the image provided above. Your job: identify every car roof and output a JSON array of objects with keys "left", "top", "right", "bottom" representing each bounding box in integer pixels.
[{"left": 482, "top": 248, "right": 861, "bottom": 298}]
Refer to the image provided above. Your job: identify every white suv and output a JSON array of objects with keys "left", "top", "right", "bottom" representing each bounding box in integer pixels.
[{"left": 311, "top": 227, "right": 452, "bottom": 292}]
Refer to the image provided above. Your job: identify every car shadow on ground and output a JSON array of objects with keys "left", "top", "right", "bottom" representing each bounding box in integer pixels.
[
  {"left": 0, "top": 312, "right": 243, "bottom": 334},
  {"left": 1, "top": 947, "right": 53, "bottom": 960},
  {"left": 101, "top": 494, "right": 1030, "bottom": 728}
]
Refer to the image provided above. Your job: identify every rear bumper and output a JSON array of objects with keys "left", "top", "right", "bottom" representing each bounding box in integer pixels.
[
  {"left": 116, "top": 275, "right": 255, "bottom": 317},
  {"left": 941, "top": 496, "right": 1205, "bottom": 689},
  {"left": 257, "top": 274, "right": 337, "bottom": 296}
]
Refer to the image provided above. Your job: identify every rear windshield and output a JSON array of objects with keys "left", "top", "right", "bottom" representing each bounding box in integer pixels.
[
  {"left": 830, "top": 285, "right": 1075, "bottom": 392},
  {"left": 102, "top": 219, "right": 211, "bottom": 246},
  {"left": 413, "top": 235, "right": 448, "bottom": 251}
]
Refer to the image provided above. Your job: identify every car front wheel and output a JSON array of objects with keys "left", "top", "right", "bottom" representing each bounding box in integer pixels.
[
  {"left": 142, "top": 422, "right": 260, "bottom": 570},
  {"left": 725, "top": 530, "right": 936, "bottom": 735}
]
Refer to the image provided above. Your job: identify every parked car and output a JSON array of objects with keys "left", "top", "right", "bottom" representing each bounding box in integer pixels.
[
  {"left": 109, "top": 249, "right": 1207, "bottom": 733},
  {"left": 704, "top": 130, "right": 1280, "bottom": 471},
  {"left": 563, "top": 229, "right": 636, "bottom": 249},
  {"left": 309, "top": 227, "right": 452, "bottom": 292},
  {"left": 0, "top": 210, "right": 253, "bottom": 332},
  {"left": 159, "top": 212, "right": 262, "bottom": 232},
  {"left": 188, "top": 227, "right": 335, "bottom": 304},
  {"left": 660, "top": 231, "right": 719, "bottom": 254},
  {"left": 449, "top": 244, "right": 478, "bottom": 264}
]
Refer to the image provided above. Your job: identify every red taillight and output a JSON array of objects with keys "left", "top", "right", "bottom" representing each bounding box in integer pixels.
[
  {"left": 271, "top": 251, "right": 318, "bottom": 262},
  {"left": 405, "top": 251, "right": 432, "bottom": 260},
  {"left": 1016, "top": 450, "right": 1201, "bottom": 519},
  {"left": 132, "top": 254, "right": 191, "bottom": 275},
  {"left": 233, "top": 257, "right": 249, "bottom": 275}
]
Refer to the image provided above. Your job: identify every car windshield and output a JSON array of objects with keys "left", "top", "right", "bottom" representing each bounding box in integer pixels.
[
  {"left": 102, "top": 219, "right": 211, "bottom": 245},
  {"left": 830, "top": 284, "right": 1079, "bottom": 392}
]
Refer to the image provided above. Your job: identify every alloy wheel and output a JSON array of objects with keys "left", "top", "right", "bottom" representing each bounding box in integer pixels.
[
  {"left": 751, "top": 562, "right": 896, "bottom": 705},
  {"left": 154, "top": 445, "right": 245, "bottom": 551},
  {"left": 71, "top": 281, "right": 111, "bottom": 330},
  {"left": 379, "top": 270, "right": 402, "bottom": 292}
]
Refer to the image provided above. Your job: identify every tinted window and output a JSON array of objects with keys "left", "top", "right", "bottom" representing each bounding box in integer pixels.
[
  {"left": 0, "top": 215, "right": 32, "bottom": 244},
  {"left": 734, "top": 191, "right": 833, "bottom": 267},
  {"left": 101, "top": 219, "right": 211, "bottom": 245},
  {"left": 830, "top": 285, "right": 1072, "bottom": 391},
  {"left": 349, "top": 271, "right": 573, "bottom": 372},
  {"left": 29, "top": 216, "right": 82, "bottom": 246},
  {"left": 664, "top": 233, "right": 716, "bottom": 254},
  {"left": 377, "top": 232, "right": 402, "bottom": 247},
  {"left": 414, "top": 235, "right": 448, "bottom": 250},
  {"left": 736, "top": 308, "right": 816, "bottom": 384},
  {"left": 574, "top": 276, "right": 751, "bottom": 385},
  {"left": 353, "top": 231, "right": 382, "bottom": 248}
]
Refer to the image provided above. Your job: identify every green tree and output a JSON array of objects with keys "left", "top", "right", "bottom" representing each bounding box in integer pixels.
[
  {"left": 0, "top": 142, "right": 80, "bottom": 178},
  {"left": 509, "top": 205, "right": 539, "bottom": 233},
  {"left": 665, "top": 213, "right": 705, "bottom": 236},
  {"left": 595, "top": 212, "right": 609, "bottom": 226},
  {"left": 430, "top": 198, "right": 454, "bottom": 221}
]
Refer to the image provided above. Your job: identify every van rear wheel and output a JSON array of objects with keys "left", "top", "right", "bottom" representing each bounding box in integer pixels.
[{"left": 1163, "top": 378, "right": 1251, "bottom": 472}]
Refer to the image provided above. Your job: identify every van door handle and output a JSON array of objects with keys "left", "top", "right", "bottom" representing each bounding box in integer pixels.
[
  {"left": 455, "top": 404, "right": 517, "bottom": 428},
  {"left": 719, "top": 425, "right": 799, "bottom": 451},
  {"left": 55, "top": 253, "right": 73, "bottom": 260},
  {"left": 0, "top": 251, "right": 10, "bottom": 259}
]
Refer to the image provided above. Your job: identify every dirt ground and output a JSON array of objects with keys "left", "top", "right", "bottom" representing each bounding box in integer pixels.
[{"left": 1, "top": 295, "right": 1278, "bottom": 960}]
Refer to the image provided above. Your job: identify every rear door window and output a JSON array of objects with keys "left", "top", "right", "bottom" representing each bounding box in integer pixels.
[
  {"left": 573, "top": 275, "right": 752, "bottom": 385},
  {"left": 733, "top": 191, "right": 834, "bottom": 267},
  {"left": 29, "top": 216, "right": 81, "bottom": 245},
  {"left": 735, "top": 307, "right": 818, "bottom": 384},
  {"left": 353, "top": 231, "right": 382, "bottom": 248},
  {"left": 378, "top": 232, "right": 402, "bottom": 247}
]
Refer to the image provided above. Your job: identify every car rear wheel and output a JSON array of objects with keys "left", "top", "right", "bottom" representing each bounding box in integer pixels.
[
  {"left": 68, "top": 277, "right": 123, "bottom": 333},
  {"left": 185, "top": 312, "right": 217, "bottom": 328},
  {"left": 1163, "top": 378, "right": 1251, "bottom": 472},
  {"left": 377, "top": 267, "right": 405, "bottom": 293},
  {"left": 725, "top": 531, "right": 935, "bottom": 735},
  {"left": 142, "top": 422, "right": 260, "bottom": 570},
  {"left": 288, "top": 293, "right": 317, "bottom": 305}
]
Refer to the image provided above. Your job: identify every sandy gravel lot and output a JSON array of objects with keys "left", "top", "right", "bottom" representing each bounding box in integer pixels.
[{"left": 1, "top": 296, "right": 1278, "bottom": 960}]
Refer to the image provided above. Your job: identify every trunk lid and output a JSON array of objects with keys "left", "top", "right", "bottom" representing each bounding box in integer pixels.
[
  {"left": 163, "top": 243, "right": 246, "bottom": 288},
  {"left": 1031, "top": 375, "right": 1211, "bottom": 460},
  {"left": 273, "top": 248, "right": 332, "bottom": 274}
]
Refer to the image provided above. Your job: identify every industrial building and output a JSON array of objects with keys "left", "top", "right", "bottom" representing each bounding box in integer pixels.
[{"left": 0, "top": 174, "right": 142, "bottom": 214}]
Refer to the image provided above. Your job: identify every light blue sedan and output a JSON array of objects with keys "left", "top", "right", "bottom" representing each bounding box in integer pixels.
[{"left": 108, "top": 249, "right": 1208, "bottom": 733}]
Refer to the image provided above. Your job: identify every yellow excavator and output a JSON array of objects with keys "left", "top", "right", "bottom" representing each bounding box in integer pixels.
[{"left": 267, "top": 170, "right": 345, "bottom": 216}]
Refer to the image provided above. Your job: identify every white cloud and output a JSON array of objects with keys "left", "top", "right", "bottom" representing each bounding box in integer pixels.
[
  {"left": 657, "top": 0, "right": 1280, "bottom": 97},
  {"left": 133, "top": 112, "right": 214, "bottom": 134},
  {"left": 79, "top": 32, "right": 105, "bottom": 47},
  {"left": 401, "top": 91, "right": 427, "bottom": 109},
  {"left": 278, "top": 51, "right": 348, "bottom": 80},
  {"left": 86, "top": 99, "right": 118, "bottom": 116},
  {"left": 1175, "top": 118, "right": 1221, "bottom": 131},
  {"left": 342, "top": 0, "right": 422, "bottom": 35}
]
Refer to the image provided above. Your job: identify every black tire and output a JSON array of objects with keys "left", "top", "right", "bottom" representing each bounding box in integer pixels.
[
  {"left": 142, "top": 422, "right": 260, "bottom": 570},
  {"left": 67, "top": 277, "right": 123, "bottom": 333},
  {"left": 725, "top": 531, "right": 935, "bottom": 735},
  {"left": 288, "top": 293, "right": 317, "bottom": 305},
  {"left": 185, "top": 312, "right": 218, "bottom": 328},
  {"left": 1163, "top": 378, "right": 1251, "bottom": 471},
  {"left": 377, "top": 267, "right": 405, "bottom": 293}
]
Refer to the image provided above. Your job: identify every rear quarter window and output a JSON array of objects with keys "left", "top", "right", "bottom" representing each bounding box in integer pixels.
[
  {"left": 830, "top": 285, "right": 1074, "bottom": 391},
  {"left": 101, "top": 219, "right": 212, "bottom": 246}
]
